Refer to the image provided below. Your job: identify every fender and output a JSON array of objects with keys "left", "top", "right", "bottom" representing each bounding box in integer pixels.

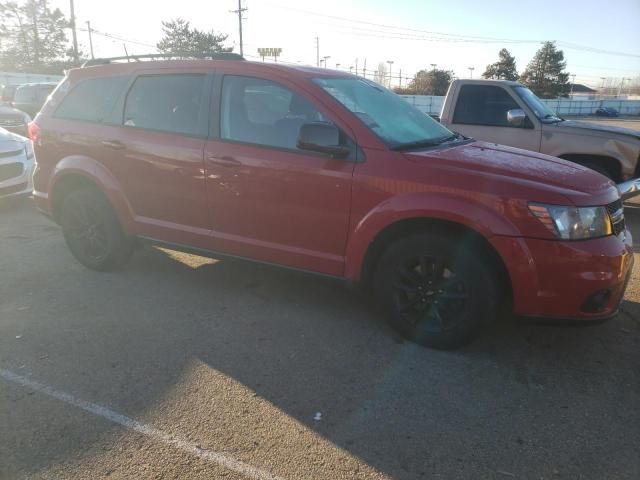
[
  {"left": 49, "top": 155, "right": 135, "bottom": 231},
  {"left": 344, "top": 192, "right": 521, "bottom": 281}
]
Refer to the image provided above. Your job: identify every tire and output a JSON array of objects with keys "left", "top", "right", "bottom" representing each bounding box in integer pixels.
[
  {"left": 374, "top": 232, "right": 498, "bottom": 349},
  {"left": 59, "top": 186, "right": 133, "bottom": 271}
]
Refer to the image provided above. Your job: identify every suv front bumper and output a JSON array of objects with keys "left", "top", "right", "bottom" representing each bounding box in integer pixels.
[{"left": 493, "top": 230, "right": 634, "bottom": 320}]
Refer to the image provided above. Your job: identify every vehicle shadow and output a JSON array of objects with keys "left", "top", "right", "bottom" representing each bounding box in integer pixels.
[{"left": 2, "top": 199, "right": 639, "bottom": 479}]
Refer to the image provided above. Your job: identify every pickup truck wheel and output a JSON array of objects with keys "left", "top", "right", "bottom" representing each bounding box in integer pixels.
[
  {"left": 374, "top": 233, "right": 497, "bottom": 349},
  {"left": 60, "top": 187, "right": 133, "bottom": 271}
]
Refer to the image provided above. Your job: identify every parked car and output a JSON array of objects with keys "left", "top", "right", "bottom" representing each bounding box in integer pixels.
[
  {"left": 0, "top": 105, "right": 31, "bottom": 137},
  {"left": 11, "top": 82, "right": 57, "bottom": 117},
  {"left": 31, "top": 56, "right": 634, "bottom": 349},
  {"left": 595, "top": 107, "right": 619, "bottom": 118},
  {"left": 438, "top": 79, "right": 640, "bottom": 181},
  {"left": 0, "top": 127, "right": 35, "bottom": 199},
  {"left": 1, "top": 84, "right": 21, "bottom": 105}
]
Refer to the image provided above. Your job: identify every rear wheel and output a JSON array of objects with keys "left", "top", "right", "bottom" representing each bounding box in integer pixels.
[
  {"left": 374, "top": 232, "right": 498, "bottom": 349},
  {"left": 59, "top": 187, "right": 133, "bottom": 271}
]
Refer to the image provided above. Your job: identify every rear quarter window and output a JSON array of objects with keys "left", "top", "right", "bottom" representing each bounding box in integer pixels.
[{"left": 54, "top": 76, "right": 129, "bottom": 123}]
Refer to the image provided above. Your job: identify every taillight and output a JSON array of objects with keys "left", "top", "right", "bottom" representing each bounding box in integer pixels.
[{"left": 28, "top": 121, "right": 40, "bottom": 143}]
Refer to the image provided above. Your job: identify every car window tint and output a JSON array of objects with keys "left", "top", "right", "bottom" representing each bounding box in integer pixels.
[
  {"left": 220, "top": 75, "right": 332, "bottom": 150},
  {"left": 453, "top": 85, "right": 520, "bottom": 127},
  {"left": 124, "top": 74, "right": 206, "bottom": 136},
  {"left": 55, "top": 76, "right": 128, "bottom": 122}
]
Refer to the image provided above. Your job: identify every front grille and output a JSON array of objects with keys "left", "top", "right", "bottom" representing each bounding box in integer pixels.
[
  {"left": 0, "top": 181, "right": 28, "bottom": 197},
  {"left": 0, "top": 162, "right": 24, "bottom": 182},
  {"left": 0, "top": 148, "right": 23, "bottom": 159},
  {"left": 606, "top": 199, "right": 625, "bottom": 236}
]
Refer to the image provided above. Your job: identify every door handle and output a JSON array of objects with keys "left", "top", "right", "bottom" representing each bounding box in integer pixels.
[
  {"left": 101, "top": 140, "right": 125, "bottom": 150},
  {"left": 207, "top": 155, "right": 241, "bottom": 168}
]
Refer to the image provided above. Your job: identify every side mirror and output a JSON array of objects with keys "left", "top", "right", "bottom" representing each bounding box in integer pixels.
[
  {"left": 507, "top": 109, "right": 527, "bottom": 127},
  {"left": 297, "top": 122, "right": 350, "bottom": 159}
]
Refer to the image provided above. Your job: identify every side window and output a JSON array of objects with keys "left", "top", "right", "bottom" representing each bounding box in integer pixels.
[
  {"left": 124, "top": 74, "right": 207, "bottom": 136},
  {"left": 220, "top": 75, "right": 334, "bottom": 151},
  {"left": 453, "top": 85, "right": 520, "bottom": 127},
  {"left": 55, "top": 76, "right": 128, "bottom": 123}
]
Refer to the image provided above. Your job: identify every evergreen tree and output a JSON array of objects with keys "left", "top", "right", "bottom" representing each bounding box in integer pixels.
[
  {"left": 0, "top": 0, "right": 69, "bottom": 72},
  {"left": 157, "top": 18, "right": 231, "bottom": 57},
  {"left": 520, "top": 41, "right": 570, "bottom": 98},
  {"left": 482, "top": 48, "right": 518, "bottom": 81}
]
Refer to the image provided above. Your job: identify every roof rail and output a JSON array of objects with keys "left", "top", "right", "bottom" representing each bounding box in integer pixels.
[{"left": 81, "top": 52, "right": 244, "bottom": 67}]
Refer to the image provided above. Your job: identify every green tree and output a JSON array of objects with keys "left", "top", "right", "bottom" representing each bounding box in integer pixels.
[
  {"left": 482, "top": 48, "right": 518, "bottom": 81},
  {"left": 520, "top": 41, "right": 570, "bottom": 98},
  {"left": 156, "top": 18, "right": 231, "bottom": 57},
  {"left": 407, "top": 68, "right": 452, "bottom": 95},
  {"left": 0, "top": 0, "right": 70, "bottom": 72}
]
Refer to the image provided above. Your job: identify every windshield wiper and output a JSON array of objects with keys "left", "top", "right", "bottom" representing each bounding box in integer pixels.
[
  {"left": 391, "top": 133, "right": 462, "bottom": 152},
  {"left": 390, "top": 139, "right": 441, "bottom": 151}
]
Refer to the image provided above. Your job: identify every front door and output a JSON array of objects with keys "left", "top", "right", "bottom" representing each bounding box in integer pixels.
[
  {"left": 204, "top": 74, "right": 356, "bottom": 276},
  {"left": 448, "top": 84, "right": 542, "bottom": 152}
]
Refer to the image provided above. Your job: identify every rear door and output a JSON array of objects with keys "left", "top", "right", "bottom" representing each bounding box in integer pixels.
[
  {"left": 98, "top": 71, "right": 212, "bottom": 245},
  {"left": 203, "top": 73, "right": 357, "bottom": 275},
  {"left": 448, "top": 84, "right": 542, "bottom": 152}
]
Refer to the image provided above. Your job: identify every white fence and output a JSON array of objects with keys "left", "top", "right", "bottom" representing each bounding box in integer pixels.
[
  {"left": 0, "top": 71, "right": 63, "bottom": 85},
  {"left": 400, "top": 95, "right": 640, "bottom": 116}
]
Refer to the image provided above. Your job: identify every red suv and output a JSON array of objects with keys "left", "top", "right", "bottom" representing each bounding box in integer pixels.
[{"left": 31, "top": 55, "right": 634, "bottom": 349}]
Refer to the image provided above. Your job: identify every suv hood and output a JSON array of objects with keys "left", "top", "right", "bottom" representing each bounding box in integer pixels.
[
  {"left": 543, "top": 119, "right": 640, "bottom": 141},
  {"left": 405, "top": 141, "right": 618, "bottom": 206}
]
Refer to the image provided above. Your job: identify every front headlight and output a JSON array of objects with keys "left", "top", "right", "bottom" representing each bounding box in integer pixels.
[{"left": 529, "top": 203, "right": 612, "bottom": 240}]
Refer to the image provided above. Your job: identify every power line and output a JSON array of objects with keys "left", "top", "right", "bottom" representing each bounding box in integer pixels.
[{"left": 264, "top": 1, "right": 640, "bottom": 59}]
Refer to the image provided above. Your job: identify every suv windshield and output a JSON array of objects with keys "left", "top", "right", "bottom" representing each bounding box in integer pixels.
[
  {"left": 512, "top": 86, "right": 562, "bottom": 123},
  {"left": 314, "top": 77, "right": 456, "bottom": 150}
]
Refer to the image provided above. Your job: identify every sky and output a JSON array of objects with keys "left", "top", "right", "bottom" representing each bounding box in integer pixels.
[{"left": 50, "top": 0, "right": 640, "bottom": 88}]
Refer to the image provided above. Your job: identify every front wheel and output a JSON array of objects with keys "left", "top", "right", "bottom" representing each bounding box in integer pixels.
[
  {"left": 59, "top": 187, "right": 134, "bottom": 271},
  {"left": 374, "top": 232, "right": 498, "bottom": 349}
]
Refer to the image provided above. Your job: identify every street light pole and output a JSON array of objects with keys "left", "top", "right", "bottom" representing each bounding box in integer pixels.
[
  {"left": 468, "top": 67, "right": 474, "bottom": 78},
  {"left": 430, "top": 63, "right": 436, "bottom": 71},
  {"left": 322, "top": 56, "right": 330, "bottom": 68}
]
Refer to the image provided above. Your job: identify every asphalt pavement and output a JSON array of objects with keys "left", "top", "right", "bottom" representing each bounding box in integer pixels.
[{"left": 1, "top": 197, "right": 639, "bottom": 480}]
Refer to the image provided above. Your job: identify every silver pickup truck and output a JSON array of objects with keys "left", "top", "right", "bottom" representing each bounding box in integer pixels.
[{"left": 439, "top": 79, "right": 640, "bottom": 182}]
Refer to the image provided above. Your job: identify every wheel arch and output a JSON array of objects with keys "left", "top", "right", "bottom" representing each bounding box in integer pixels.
[
  {"left": 557, "top": 153, "right": 622, "bottom": 181},
  {"left": 49, "top": 156, "right": 134, "bottom": 230},
  {"left": 356, "top": 217, "right": 512, "bottom": 304}
]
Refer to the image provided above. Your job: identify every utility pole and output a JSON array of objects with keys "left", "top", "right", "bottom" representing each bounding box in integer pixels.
[
  {"left": 468, "top": 66, "right": 475, "bottom": 78},
  {"left": 86, "top": 21, "right": 94, "bottom": 59},
  {"left": 618, "top": 78, "right": 627, "bottom": 98},
  {"left": 315, "top": 37, "right": 320, "bottom": 67},
  {"left": 69, "top": 0, "right": 79, "bottom": 64},
  {"left": 600, "top": 77, "right": 606, "bottom": 98},
  {"left": 362, "top": 58, "right": 366, "bottom": 79},
  {"left": 569, "top": 74, "right": 576, "bottom": 96},
  {"left": 387, "top": 60, "right": 394, "bottom": 88},
  {"left": 231, "top": 0, "right": 247, "bottom": 57},
  {"left": 399, "top": 69, "right": 402, "bottom": 88}
]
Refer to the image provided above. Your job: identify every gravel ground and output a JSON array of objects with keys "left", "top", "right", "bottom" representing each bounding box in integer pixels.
[{"left": 1, "top": 197, "right": 639, "bottom": 480}]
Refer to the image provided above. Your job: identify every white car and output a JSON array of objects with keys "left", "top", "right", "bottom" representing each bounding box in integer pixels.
[{"left": 0, "top": 127, "right": 34, "bottom": 199}]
